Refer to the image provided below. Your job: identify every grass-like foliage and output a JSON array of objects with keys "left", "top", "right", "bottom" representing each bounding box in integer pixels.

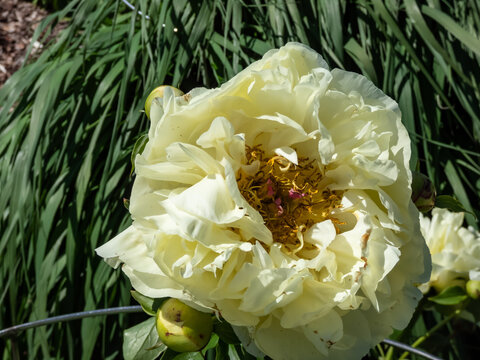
[{"left": 0, "top": 0, "right": 479, "bottom": 359}]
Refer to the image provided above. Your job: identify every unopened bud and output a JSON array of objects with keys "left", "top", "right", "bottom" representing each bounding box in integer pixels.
[
  {"left": 466, "top": 280, "right": 480, "bottom": 300},
  {"left": 412, "top": 171, "right": 436, "bottom": 213},
  {"left": 156, "top": 298, "right": 213, "bottom": 352},
  {"left": 145, "top": 86, "right": 184, "bottom": 119}
]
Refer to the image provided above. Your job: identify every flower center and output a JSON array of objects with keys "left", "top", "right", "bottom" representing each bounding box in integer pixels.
[{"left": 237, "top": 145, "right": 343, "bottom": 254}]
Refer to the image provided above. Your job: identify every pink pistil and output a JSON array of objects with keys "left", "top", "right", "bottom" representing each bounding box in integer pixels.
[
  {"left": 267, "top": 178, "right": 275, "bottom": 197},
  {"left": 274, "top": 197, "right": 284, "bottom": 215},
  {"left": 288, "top": 188, "right": 306, "bottom": 199}
]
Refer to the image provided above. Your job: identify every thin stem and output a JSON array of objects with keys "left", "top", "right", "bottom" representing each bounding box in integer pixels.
[
  {"left": 0, "top": 306, "right": 143, "bottom": 338},
  {"left": 398, "top": 309, "right": 461, "bottom": 360}
]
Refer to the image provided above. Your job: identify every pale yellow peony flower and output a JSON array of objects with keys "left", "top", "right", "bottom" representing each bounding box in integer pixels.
[
  {"left": 96, "top": 43, "right": 430, "bottom": 360},
  {"left": 419, "top": 208, "right": 480, "bottom": 293}
]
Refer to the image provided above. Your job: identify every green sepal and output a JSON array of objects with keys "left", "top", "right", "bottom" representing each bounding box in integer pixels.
[
  {"left": 131, "top": 290, "right": 165, "bottom": 316},
  {"left": 123, "top": 198, "right": 130, "bottom": 210}
]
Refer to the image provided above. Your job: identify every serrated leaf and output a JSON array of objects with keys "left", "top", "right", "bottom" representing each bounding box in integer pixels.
[
  {"left": 428, "top": 286, "right": 468, "bottom": 305},
  {"left": 435, "top": 195, "right": 475, "bottom": 217},
  {"left": 123, "top": 317, "right": 167, "bottom": 360},
  {"left": 213, "top": 320, "right": 240, "bottom": 345},
  {"left": 131, "top": 290, "right": 165, "bottom": 316},
  {"left": 131, "top": 134, "right": 149, "bottom": 175}
]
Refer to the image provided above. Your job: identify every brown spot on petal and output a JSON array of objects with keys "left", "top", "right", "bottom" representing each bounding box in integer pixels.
[
  {"left": 361, "top": 229, "right": 371, "bottom": 249},
  {"left": 361, "top": 256, "right": 368, "bottom": 268},
  {"left": 355, "top": 257, "right": 369, "bottom": 282}
]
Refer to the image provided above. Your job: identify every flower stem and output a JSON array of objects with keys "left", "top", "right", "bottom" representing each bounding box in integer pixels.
[{"left": 398, "top": 309, "right": 461, "bottom": 360}]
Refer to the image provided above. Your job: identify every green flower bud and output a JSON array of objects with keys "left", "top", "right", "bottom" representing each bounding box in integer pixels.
[
  {"left": 145, "top": 86, "right": 184, "bottom": 119},
  {"left": 466, "top": 280, "right": 480, "bottom": 300},
  {"left": 411, "top": 171, "right": 436, "bottom": 213},
  {"left": 155, "top": 298, "right": 213, "bottom": 352}
]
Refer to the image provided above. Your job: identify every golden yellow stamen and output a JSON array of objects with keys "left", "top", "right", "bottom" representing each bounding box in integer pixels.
[{"left": 237, "top": 145, "right": 343, "bottom": 255}]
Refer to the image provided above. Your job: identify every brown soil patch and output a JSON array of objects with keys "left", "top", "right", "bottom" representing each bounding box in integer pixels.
[{"left": 0, "top": 0, "right": 55, "bottom": 87}]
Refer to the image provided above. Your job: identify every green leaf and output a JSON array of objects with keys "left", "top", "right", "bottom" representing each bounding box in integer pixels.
[
  {"left": 3, "top": 0, "right": 480, "bottom": 358},
  {"left": 172, "top": 352, "right": 204, "bottom": 360},
  {"left": 213, "top": 320, "right": 240, "bottom": 345},
  {"left": 146, "top": 339, "right": 168, "bottom": 351},
  {"left": 201, "top": 333, "right": 219, "bottom": 354},
  {"left": 160, "top": 349, "right": 179, "bottom": 360},
  {"left": 215, "top": 341, "right": 229, "bottom": 360},
  {"left": 464, "top": 301, "right": 480, "bottom": 324},
  {"left": 443, "top": 160, "right": 478, "bottom": 227},
  {"left": 131, "top": 290, "right": 165, "bottom": 316},
  {"left": 422, "top": 5, "right": 480, "bottom": 57},
  {"left": 215, "top": 340, "right": 229, "bottom": 360},
  {"left": 227, "top": 345, "right": 242, "bottom": 360},
  {"left": 123, "top": 317, "right": 166, "bottom": 360},
  {"left": 344, "top": 38, "right": 378, "bottom": 84},
  {"left": 435, "top": 195, "right": 476, "bottom": 217},
  {"left": 131, "top": 134, "right": 149, "bottom": 175},
  {"left": 428, "top": 286, "right": 468, "bottom": 306}
]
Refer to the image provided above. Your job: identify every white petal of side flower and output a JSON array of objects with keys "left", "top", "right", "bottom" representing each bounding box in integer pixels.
[
  {"left": 419, "top": 208, "right": 480, "bottom": 292},
  {"left": 96, "top": 43, "right": 431, "bottom": 360}
]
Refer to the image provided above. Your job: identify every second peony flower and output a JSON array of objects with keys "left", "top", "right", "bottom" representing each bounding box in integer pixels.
[
  {"left": 419, "top": 207, "right": 480, "bottom": 294},
  {"left": 96, "top": 43, "right": 431, "bottom": 360}
]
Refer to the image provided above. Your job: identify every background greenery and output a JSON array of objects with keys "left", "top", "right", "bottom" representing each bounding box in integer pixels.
[{"left": 1, "top": 0, "right": 479, "bottom": 359}]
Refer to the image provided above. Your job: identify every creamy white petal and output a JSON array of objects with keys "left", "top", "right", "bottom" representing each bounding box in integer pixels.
[
  {"left": 97, "top": 42, "right": 430, "bottom": 360},
  {"left": 420, "top": 208, "right": 480, "bottom": 292},
  {"left": 302, "top": 311, "right": 343, "bottom": 355},
  {"left": 274, "top": 146, "right": 298, "bottom": 165}
]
